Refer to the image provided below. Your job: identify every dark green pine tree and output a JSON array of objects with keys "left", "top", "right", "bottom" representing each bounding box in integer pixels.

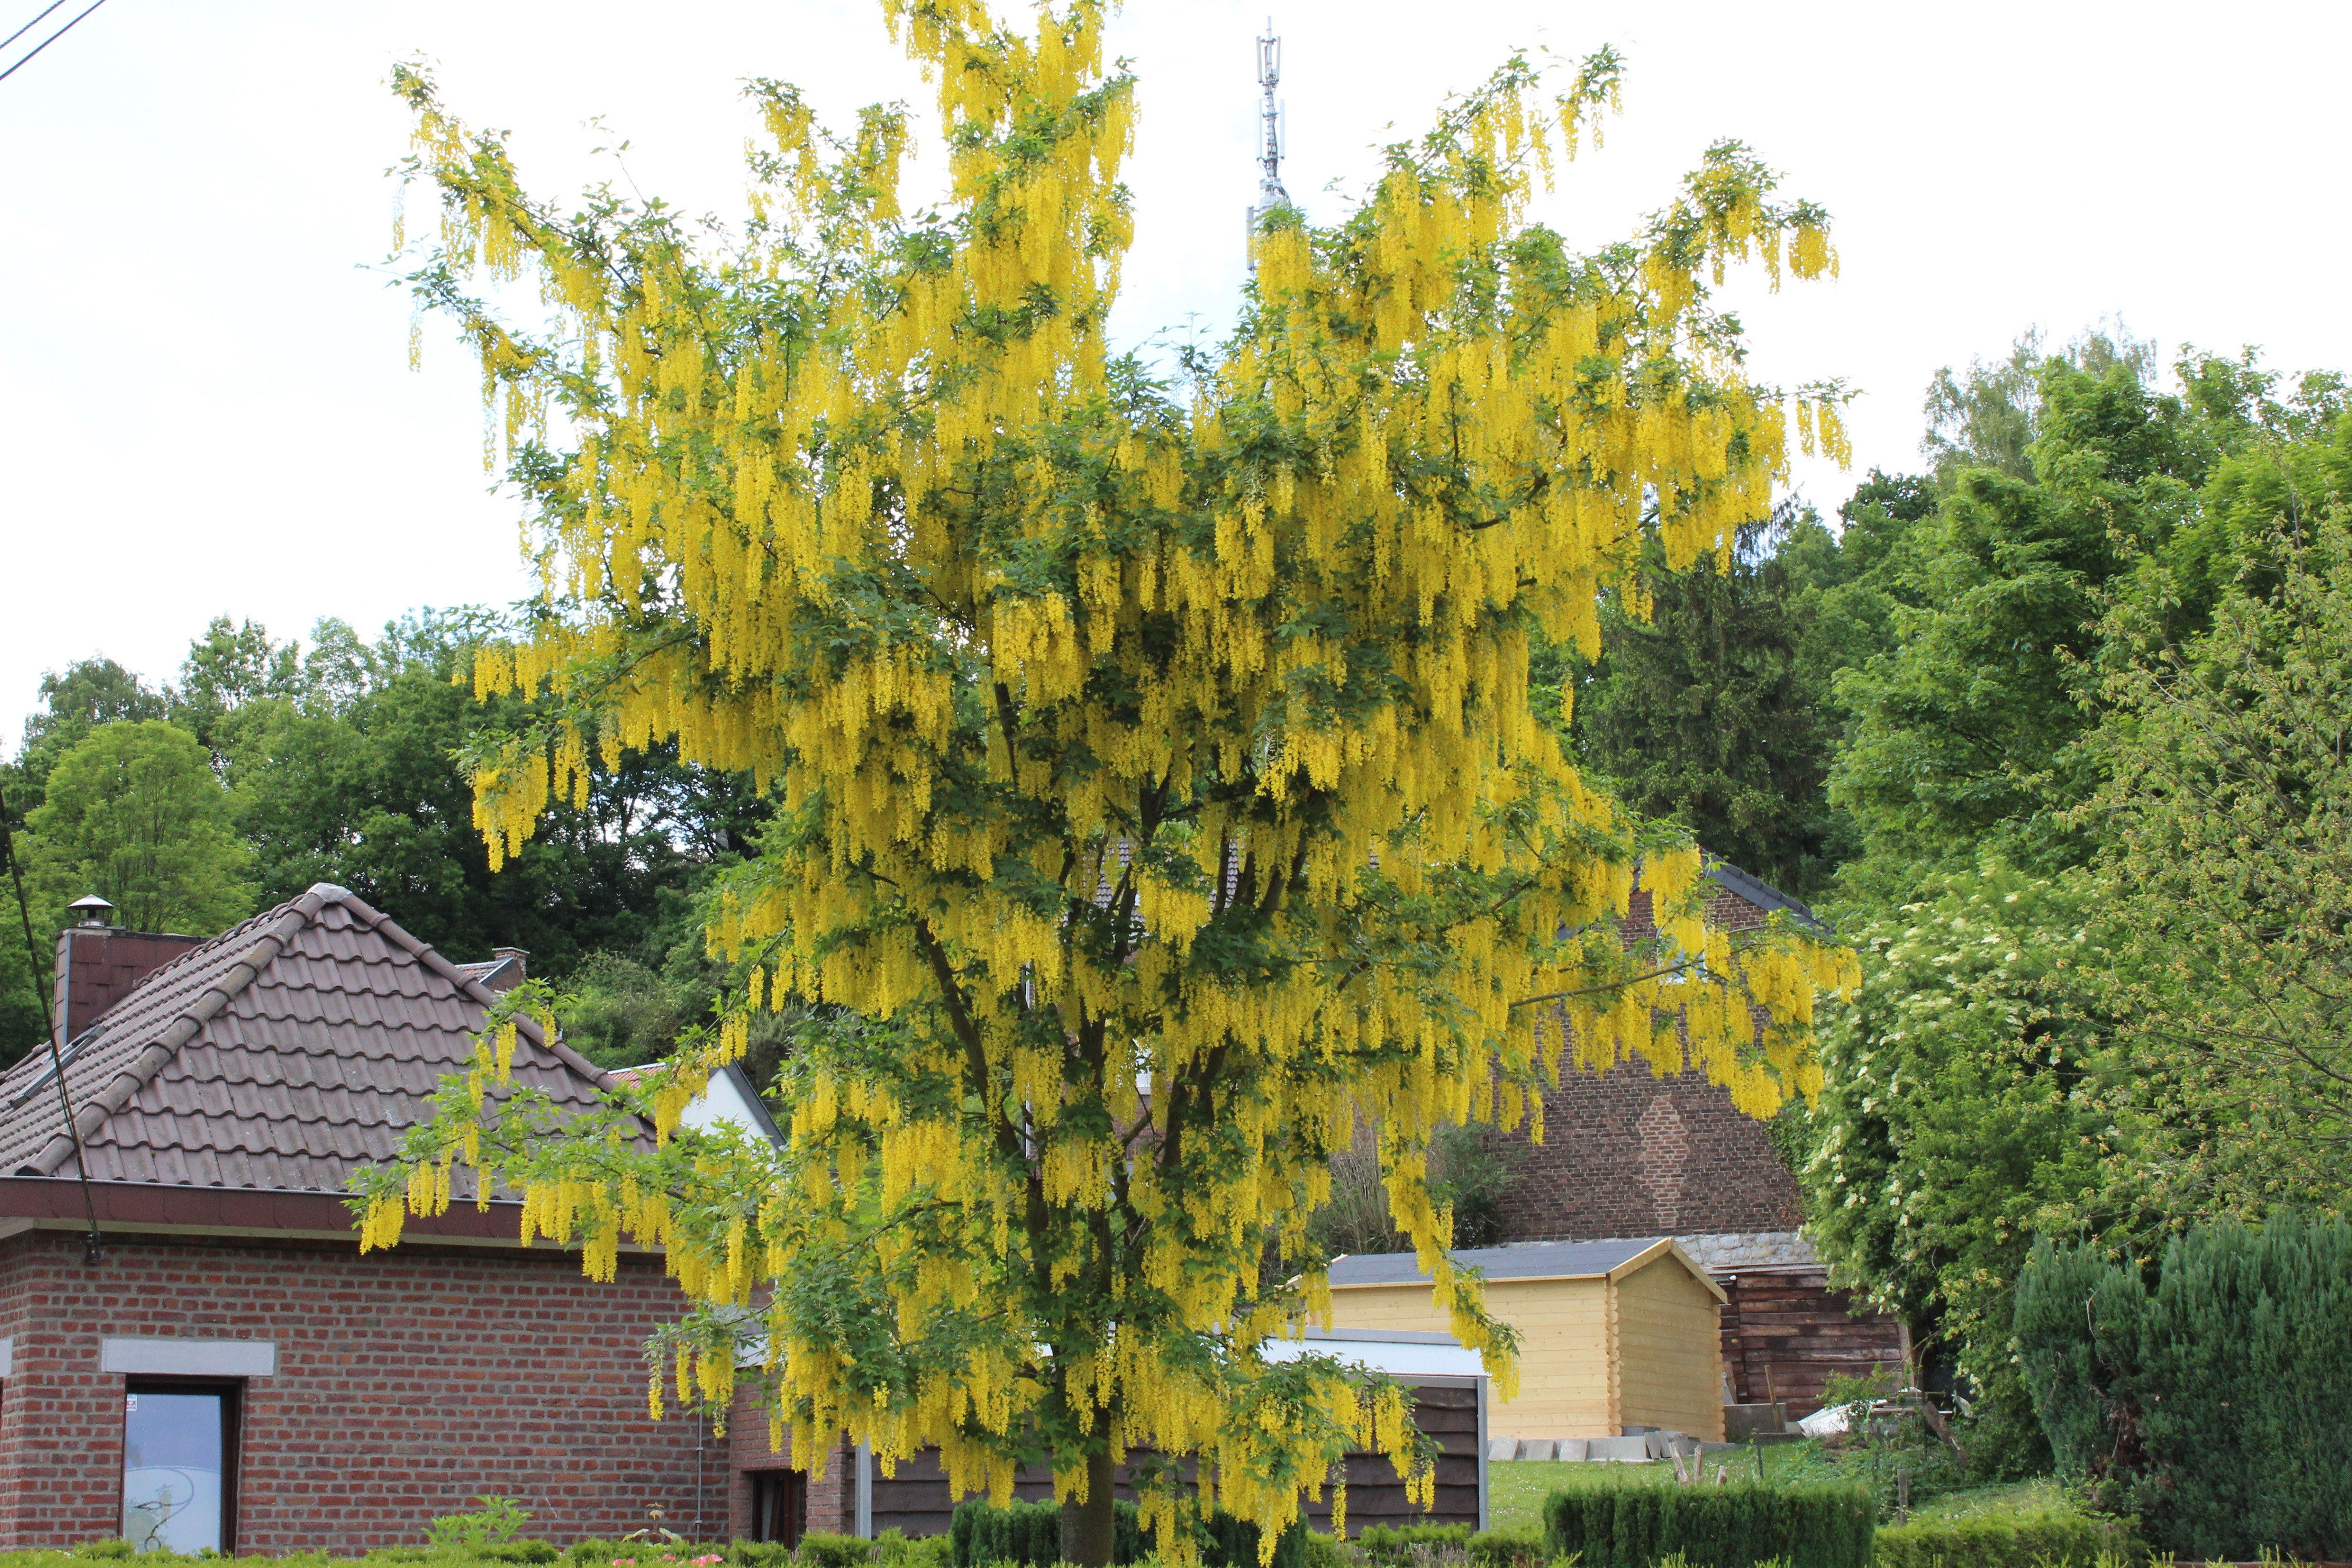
[{"left": 1554, "top": 501, "right": 1896, "bottom": 899}]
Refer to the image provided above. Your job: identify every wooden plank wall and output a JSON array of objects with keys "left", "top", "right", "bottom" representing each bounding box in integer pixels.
[
  {"left": 1611, "top": 1261, "right": 1725, "bottom": 1441},
  {"left": 1303, "top": 1385, "right": 1482, "bottom": 1536},
  {"left": 861, "top": 1383, "right": 1480, "bottom": 1539},
  {"left": 1328, "top": 1279, "right": 1611, "bottom": 1438},
  {"left": 1717, "top": 1265, "right": 1903, "bottom": 1418}
]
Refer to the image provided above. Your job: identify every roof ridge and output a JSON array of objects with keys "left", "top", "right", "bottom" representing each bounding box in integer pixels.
[
  {"left": 323, "top": 885, "right": 618, "bottom": 1094},
  {"left": 22, "top": 891, "right": 326, "bottom": 1177}
]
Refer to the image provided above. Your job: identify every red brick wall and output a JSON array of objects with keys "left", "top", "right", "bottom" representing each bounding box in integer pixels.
[
  {"left": 0, "top": 1228, "right": 713, "bottom": 1553},
  {"left": 1490, "top": 883, "right": 1803, "bottom": 1246},
  {"left": 53, "top": 928, "right": 204, "bottom": 1043},
  {"left": 723, "top": 1385, "right": 856, "bottom": 1540}
]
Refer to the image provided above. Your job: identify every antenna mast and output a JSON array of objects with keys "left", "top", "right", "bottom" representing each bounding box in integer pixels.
[{"left": 1246, "top": 16, "right": 1290, "bottom": 269}]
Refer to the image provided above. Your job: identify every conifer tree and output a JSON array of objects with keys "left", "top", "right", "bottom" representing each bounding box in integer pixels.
[{"left": 354, "top": 5, "right": 1856, "bottom": 1560}]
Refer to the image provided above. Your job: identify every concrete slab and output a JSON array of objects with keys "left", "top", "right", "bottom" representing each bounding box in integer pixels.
[
  {"left": 1515, "top": 1439, "right": 1556, "bottom": 1461},
  {"left": 1555, "top": 1439, "right": 1588, "bottom": 1462},
  {"left": 1487, "top": 1438, "right": 1518, "bottom": 1462},
  {"left": 1580, "top": 1435, "right": 1652, "bottom": 1462}
]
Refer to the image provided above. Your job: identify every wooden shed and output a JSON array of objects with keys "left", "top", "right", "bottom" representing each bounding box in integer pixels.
[{"left": 1324, "top": 1238, "right": 1728, "bottom": 1443}]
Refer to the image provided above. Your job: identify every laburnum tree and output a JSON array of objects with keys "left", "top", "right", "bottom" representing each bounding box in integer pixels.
[{"left": 352, "top": 3, "right": 1857, "bottom": 1561}]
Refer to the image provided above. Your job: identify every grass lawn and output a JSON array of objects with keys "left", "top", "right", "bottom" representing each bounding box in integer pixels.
[{"left": 1485, "top": 1445, "right": 2080, "bottom": 1535}]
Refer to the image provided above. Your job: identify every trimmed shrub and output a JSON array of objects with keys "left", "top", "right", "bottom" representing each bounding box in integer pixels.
[
  {"left": 947, "top": 1498, "right": 1147, "bottom": 1568},
  {"left": 875, "top": 1529, "right": 954, "bottom": 1568},
  {"left": 1542, "top": 1482, "right": 1874, "bottom": 1568},
  {"left": 1871, "top": 1512, "right": 2136, "bottom": 1567},
  {"left": 800, "top": 1534, "right": 879, "bottom": 1568},
  {"left": 1465, "top": 1526, "right": 1542, "bottom": 1568},
  {"left": 1196, "top": 1511, "right": 1305, "bottom": 1568},
  {"left": 1347, "top": 1522, "right": 1535, "bottom": 1568},
  {"left": 2016, "top": 1214, "right": 2352, "bottom": 1560},
  {"left": 1351, "top": 1524, "right": 1471, "bottom": 1567},
  {"left": 726, "top": 1547, "right": 798, "bottom": 1568}
]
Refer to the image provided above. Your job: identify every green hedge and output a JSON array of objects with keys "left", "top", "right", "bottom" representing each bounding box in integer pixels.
[
  {"left": 947, "top": 1499, "right": 1146, "bottom": 1568},
  {"left": 1345, "top": 1524, "right": 1537, "bottom": 1568},
  {"left": 1871, "top": 1512, "right": 2136, "bottom": 1568},
  {"left": 2016, "top": 1214, "right": 2352, "bottom": 1560},
  {"left": 1195, "top": 1511, "right": 1305, "bottom": 1568},
  {"left": 1543, "top": 1483, "right": 1875, "bottom": 1568}
]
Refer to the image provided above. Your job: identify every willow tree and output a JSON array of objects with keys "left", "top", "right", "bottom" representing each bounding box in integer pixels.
[{"left": 355, "top": 2, "right": 1855, "bottom": 1559}]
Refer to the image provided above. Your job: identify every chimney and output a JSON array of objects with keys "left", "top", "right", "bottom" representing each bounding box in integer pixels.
[
  {"left": 484, "top": 946, "right": 529, "bottom": 995},
  {"left": 53, "top": 896, "right": 208, "bottom": 1045}
]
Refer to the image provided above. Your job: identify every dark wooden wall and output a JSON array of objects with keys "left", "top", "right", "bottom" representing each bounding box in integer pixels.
[
  {"left": 1717, "top": 1266, "right": 1903, "bottom": 1418},
  {"left": 1299, "top": 1383, "right": 1481, "bottom": 1535},
  {"left": 858, "top": 1381, "right": 1481, "bottom": 1539}
]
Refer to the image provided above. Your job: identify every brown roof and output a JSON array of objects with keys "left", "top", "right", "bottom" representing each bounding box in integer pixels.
[{"left": 0, "top": 883, "right": 618, "bottom": 1193}]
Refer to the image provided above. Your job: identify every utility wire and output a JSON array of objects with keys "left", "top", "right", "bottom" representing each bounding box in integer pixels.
[
  {"left": 0, "top": 1, "right": 65, "bottom": 55},
  {"left": 0, "top": 0, "right": 106, "bottom": 85},
  {"left": 0, "top": 805, "right": 106, "bottom": 1264}
]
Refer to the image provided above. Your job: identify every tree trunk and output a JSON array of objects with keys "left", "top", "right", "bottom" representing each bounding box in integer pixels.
[{"left": 1059, "top": 1446, "right": 1118, "bottom": 1567}]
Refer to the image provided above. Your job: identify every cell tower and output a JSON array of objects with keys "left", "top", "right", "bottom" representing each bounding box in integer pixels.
[{"left": 1245, "top": 17, "right": 1290, "bottom": 270}]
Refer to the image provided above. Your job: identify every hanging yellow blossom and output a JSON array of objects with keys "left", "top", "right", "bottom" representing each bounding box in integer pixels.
[{"left": 357, "top": 5, "right": 1855, "bottom": 1564}]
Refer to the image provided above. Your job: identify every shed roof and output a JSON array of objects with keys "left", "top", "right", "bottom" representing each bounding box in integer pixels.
[
  {"left": 1328, "top": 1237, "right": 1726, "bottom": 1301},
  {"left": 0, "top": 883, "right": 619, "bottom": 1193}
]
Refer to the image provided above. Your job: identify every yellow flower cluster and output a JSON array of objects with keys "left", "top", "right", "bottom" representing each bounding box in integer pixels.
[{"left": 374, "top": 3, "right": 1858, "bottom": 1559}]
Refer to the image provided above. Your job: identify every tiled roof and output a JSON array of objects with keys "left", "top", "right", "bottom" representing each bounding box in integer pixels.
[
  {"left": 0, "top": 884, "right": 619, "bottom": 1193},
  {"left": 1704, "top": 858, "right": 1827, "bottom": 933}
]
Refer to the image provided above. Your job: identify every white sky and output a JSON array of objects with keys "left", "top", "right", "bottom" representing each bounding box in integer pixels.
[{"left": 4, "top": 0, "right": 2345, "bottom": 744}]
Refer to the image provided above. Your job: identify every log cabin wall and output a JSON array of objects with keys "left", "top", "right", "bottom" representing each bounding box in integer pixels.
[{"left": 1717, "top": 1265, "right": 1904, "bottom": 1419}]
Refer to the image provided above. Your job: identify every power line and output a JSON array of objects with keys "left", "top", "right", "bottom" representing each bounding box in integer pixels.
[
  {"left": 0, "top": 2, "right": 66, "bottom": 55},
  {"left": 0, "top": 806, "right": 106, "bottom": 1266},
  {"left": 0, "top": 0, "right": 106, "bottom": 86}
]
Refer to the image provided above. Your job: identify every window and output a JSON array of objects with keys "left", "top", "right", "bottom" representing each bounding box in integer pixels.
[
  {"left": 122, "top": 1382, "right": 238, "bottom": 1554},
  {"left": 747, "top": 1469, "right": 806, "bottom": 1546}
]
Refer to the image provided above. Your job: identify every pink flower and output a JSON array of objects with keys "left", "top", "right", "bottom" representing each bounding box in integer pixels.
[{"left": 692, "top": 1556, "right": 724, "bottom": 1564}]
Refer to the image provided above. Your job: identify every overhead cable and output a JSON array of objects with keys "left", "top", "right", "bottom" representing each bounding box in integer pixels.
[
  {"left": 0, "top": 0, "right": 108, "bottom": 86},
  {"left": 0, "top": 2, "right": 66, "bottom": 55}
]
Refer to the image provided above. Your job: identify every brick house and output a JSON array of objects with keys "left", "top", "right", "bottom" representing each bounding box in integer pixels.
[
  {"left": 1, "top": 886, "right": 1477, "bottom": 1554},
  {"left": 1486, "top": 862, "right": 1903, "bottom": 1418},
  {"left": 0, "top": 884, "right": 731, "bottom": 1554}
]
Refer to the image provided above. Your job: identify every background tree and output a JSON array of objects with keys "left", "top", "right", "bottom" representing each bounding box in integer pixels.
[
  {"left": 1563, "top": 504, "right": 1846, "bottom": 898},
  {"left": 20, "top": 720, "right": 252, "bottom": 935},
  {"left": 1796, "top": 864, "right": 2137, "bottom": 1477},
  {"left": 354, "top": 6, "right": 1856, "bottom": 1562},
  {"left": 2092, "top": 512, "right": 2352, "bottom": 1213}
]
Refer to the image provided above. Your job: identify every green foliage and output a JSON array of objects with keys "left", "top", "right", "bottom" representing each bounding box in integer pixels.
[
  {"left": 873, "top": 1531, "right": 953, "bottom": 1568},
  {"left": 1833, "top": 353, "right": 2208, "bottom": 883},
  {"left": 1195, "top": 1512, "right": 1304, "bottom": 1568},
  {"left": 947, "top": 1499, "right": 1145, "bottom": 1568},
  {"left": 1867, "top": 1511, "right": 2135, "bottom": 1568},
  {"left": 423, "top": 1495, "right": 534, "bottom": 1550},
  {"left": 0, "top": 607, "right": 773, "bottom": 1083},
  {"left": 798, "top": 1536, "right": 883, "bottom": 1568},
  {"left": 1794, "top": 863, "right": 2141, "bottom": 1477},
  {"left": 1349, "top": 1524, "right": 1471, "bottom": 1566},
  {"left": 1461, "top": 1526, "right": 1541, "bottom": 1568},
  {"left": 21, "top": 720, "right": 252, "bottom": 934},
  {"left": 1307, "top": 1121, "right": 1523, "bottom": 1255},
  {"left": 2092, "top": 514, "right": 2352, "bottom": 1208},
  {"left": 1565, "top": 507, "right": 1850, "bottom": 898},
  {"left": 1540, "top": 1482, "right": 1874, "bottom": 1568},
  {"left": 2014, "top": 1215, "right": 2352, "bottom": 1560}
]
